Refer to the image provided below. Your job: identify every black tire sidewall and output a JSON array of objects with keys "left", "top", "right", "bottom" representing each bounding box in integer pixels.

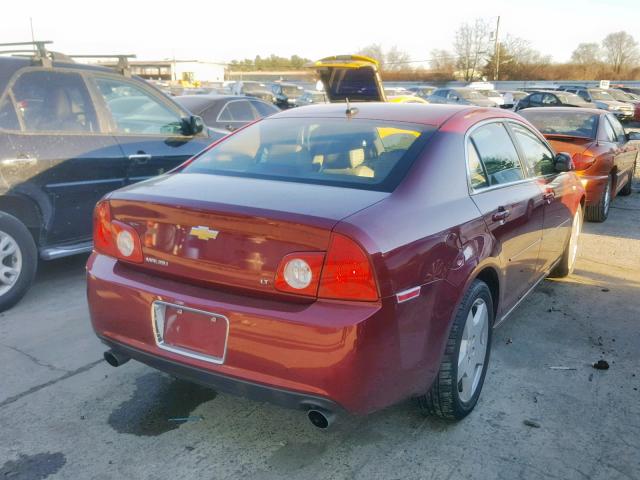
[
  {"left": 451, "top": 280, "right": 494, "bottom": 416},
  {"left": 0, "top": 212, "right": 38, "bottom": 312}
]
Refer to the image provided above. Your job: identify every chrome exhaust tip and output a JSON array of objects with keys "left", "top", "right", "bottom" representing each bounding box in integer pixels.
[
  {"left": 103, "top": 350, "right": 130, "bottom": 367},
  {"left": 307, "top": 408, "right": 334, "bottom": 429}
]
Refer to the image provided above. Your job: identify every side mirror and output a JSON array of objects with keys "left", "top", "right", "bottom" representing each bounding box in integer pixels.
[
  {"left": 554, "top": 152, "right": 574, "bottom": 172},
  {"left": 181, "top": 115, "right": 204, "bottom": 135},
  {"left": 626, "top": 131, "right": 640, "bottom": 141}
]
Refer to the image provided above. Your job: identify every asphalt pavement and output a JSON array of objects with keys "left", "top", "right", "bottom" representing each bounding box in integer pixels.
[{"left": 1, "top": 168, "right": 639, "bottom": 480}]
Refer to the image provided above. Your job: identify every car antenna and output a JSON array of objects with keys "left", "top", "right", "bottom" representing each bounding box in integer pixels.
[{"left": 345, "top": 97, "right": 357, "bottom": 116}]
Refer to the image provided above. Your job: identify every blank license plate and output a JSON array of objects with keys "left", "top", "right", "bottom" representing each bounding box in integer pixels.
[{"left": 152, "top": 301, "right": 229, "bottom": 364}]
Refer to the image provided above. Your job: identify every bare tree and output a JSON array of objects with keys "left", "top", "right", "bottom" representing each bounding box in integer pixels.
[
  {"left": 385, "top": 46, "right": 411, "bottom": 71},
  {"left": 602, "top": 31, "right": 639, "bottom": 74},
  {"left": 571, "top": 43, "right": 602, "bottom": 78},
  {"left": 454, "top": 19, "right": 490, "bottom": 81},
  {"left": 429, "top": 49, "right": 456, "bottom": 74},
  {"left": 358, "top": 44, "right": 386, "bottom": 68}
]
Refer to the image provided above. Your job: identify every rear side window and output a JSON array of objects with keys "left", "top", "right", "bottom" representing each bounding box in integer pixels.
[
  {"left": 250, "top": 100, "right": 279, "bottom": 117},
  {"left": 0, "top": 96, "right": 20, "bottom": 130},
  {"left": 602, "top": 118, "right": 617, "bottom": 142},
  {"left": 469, "top": 123, "right": 524, "bottom": 186},
  {"left": 606, "top": 115, "right": 626, "bottom": 142},
  {"left": 218, "top": 100, "right": 256, "bottom": 122},
  {"left": 183, "top": 117, "right": 432, "bottom": 192},
  {"left": 510, "top": 124, "right": 556, "bottom": 176},
  {"left": 12, "top": 70, "right": 97, "bottom": 132}
]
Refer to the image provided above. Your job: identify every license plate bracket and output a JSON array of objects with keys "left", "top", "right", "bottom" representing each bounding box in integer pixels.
[{"left": 152, "top": 301, "right": 229, "bottom": 364}]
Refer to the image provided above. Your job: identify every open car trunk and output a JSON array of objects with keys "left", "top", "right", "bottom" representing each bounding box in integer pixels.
[{"left": 306, "top": 55, "right": 386, "bottom": 103}]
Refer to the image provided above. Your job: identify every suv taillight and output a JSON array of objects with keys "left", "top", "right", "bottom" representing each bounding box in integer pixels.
[{"left": 93, "top": 201, "right": 143, "bottom": 263}]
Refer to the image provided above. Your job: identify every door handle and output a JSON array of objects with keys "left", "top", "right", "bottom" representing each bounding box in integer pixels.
[
  {"left": 1, "top": 154, "right": 36, "bottom": 167},
  {"left": 543, "top": 191, "right": 555, "bottom": 203},
  {"left": 128, "top": 154, "right": 152, "bottom": 164},
  {"left": 492, "top": 207, "right": 511, "bottom": 222}
]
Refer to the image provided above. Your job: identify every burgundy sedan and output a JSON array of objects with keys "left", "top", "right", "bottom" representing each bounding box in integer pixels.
[
  {"left": 520, "top": 107, "right": 638, "bottom": 222},
  {"left": 87, "top": 103, "right": 585, "bottom": 427}
]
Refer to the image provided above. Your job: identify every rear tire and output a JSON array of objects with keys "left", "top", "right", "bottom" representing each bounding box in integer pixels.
[
  {"left": 585, "top": 175, "right": 612, "bottom": 222},
  {"left": 0, "top": 212, "right": 37, "bottom": 312},
  {"left": 618, "top": 166, "right": 634, "bottom": 196},
  {"left": 418, "top": 280, "right": 493, "bottom": 420},
  {"left": 550, "top": 204, "right": 582, "bottom": 278}
]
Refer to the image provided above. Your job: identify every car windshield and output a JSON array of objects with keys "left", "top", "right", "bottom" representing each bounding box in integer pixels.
[
  {"left": 590, "top": 90, "right": 615, "bottom": 101},
  {"left": 521, "top": 111, "right": 598, "bottom": 139},
  {"left": 609, "top": 90, "right": 632, "bottom": 101},
  {"left": 460, "top": 90, "right": 484, "bottom": 99},
  {"left": 557, "top": 93, "right": 585, "bottom": 104},
  {"left": 183, "top": 117, "right": 433, "bottom": 191},
  {"left": 281, "top": 85, "right": 302, "bottom": 97}
]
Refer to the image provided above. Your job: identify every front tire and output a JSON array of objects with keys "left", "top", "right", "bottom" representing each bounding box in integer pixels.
[
  {"left": 419, "top": 280, "right": 493, "bottom": 420},
  {"left": 550, "top": 204, "right": 582, "bottom": 278},
  {"left": 585, "top": 175, "right": 612, "bottom": 222},
  {"left": 0, "top": 212, "right": 38, "bottom": 312}
]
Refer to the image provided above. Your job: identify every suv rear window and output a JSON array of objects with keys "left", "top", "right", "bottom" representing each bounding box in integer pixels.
[{"left": 183, "top": 117, "right": 432, "bottom": 191}]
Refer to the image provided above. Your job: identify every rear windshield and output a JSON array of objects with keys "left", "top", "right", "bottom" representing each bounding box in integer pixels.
[
  {"left": 183, "top": 117, "right": 433, "bottom": 191},
  {"left": 521, "top": 111, "right": 598, "bottom": 139},
  {"left": 324, "top": 67, "right": 380, "bottom": 101},
  {"left": 556, "top": 93, "right": 584, "bottom": 104},
  {"left": 590, "top": 90, "right": 615, "bottom": 101}
]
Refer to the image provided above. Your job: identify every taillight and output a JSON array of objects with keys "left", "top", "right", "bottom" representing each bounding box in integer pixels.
[
  {"left": 572, "top": 150, "right": 596, "bottom": 171},
  {"left": 318, "top": 234, "right": 379, "bottom": 301},
  {"left": 275, "top": 234, "right": 379, "bottom": 301},
  {"left": 92, "top": 201, "right": 143, "bottom": 263},
  {"left": 275, "top": 252, "right": 324, "bottom": 296}
]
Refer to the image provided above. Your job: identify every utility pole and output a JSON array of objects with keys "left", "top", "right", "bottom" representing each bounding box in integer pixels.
[
  {"left": 29, "top": 17, "right": 35, "bottom": 50},
  {"left": 494, "top": 16, "right": 501, "bottom": 81}
]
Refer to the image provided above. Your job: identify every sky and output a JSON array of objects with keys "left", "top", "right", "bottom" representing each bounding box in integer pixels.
[{"left": 2, "top": 0, "right": 639, "bottom": 65}]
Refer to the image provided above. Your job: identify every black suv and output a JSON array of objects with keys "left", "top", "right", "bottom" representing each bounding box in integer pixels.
[{"left": 0, "top": 43, "right": 224, "bottom": 310}]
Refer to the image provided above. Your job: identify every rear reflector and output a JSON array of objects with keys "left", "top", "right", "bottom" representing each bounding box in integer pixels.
[{"left": 396, "top": 286, "right": 421, "bottom": 303}]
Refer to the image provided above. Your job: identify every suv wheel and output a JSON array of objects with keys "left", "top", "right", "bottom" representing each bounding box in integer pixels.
[
  {"left": 0, "top": 212, "right": 37, "bottom": 312},
  {"left": 418, "top": 280, "right": 493, "bottom": 420}
]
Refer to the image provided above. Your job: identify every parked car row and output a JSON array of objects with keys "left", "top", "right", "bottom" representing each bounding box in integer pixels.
[
  {"left": 89, "top": 55, "right": 637, "bottom": 428},
  {"left": 0, "top": 48, "right": 638, "bottom": 430}
]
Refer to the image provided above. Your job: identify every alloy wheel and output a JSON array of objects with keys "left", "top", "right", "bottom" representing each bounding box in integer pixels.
[
  {"left": 457, "top": 298, "right": 489, "bottom": 403},
  {"left": 603, "top": 178, "right": 612, "bottom": 216},
  {"left": 0, "top": 231, "right": 22, "bottom": 296},
  {"left": 568, "top": 207, "right": 582, "bottom": 270}
]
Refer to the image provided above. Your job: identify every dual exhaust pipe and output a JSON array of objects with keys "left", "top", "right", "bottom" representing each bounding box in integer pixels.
[{"left": 103, "top": 349, "right": 335, "bottom": 428}]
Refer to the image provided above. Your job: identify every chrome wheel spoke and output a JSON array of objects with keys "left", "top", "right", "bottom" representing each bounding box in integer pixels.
[
  {"left": 0, "top": 231, "right": 22, "bottom": 294},
  {"left": 457, "top": 298, "right": 489, "bottom": 403}
]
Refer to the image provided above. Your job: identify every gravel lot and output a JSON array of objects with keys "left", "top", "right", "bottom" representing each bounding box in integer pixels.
[{"left": 1, "top": 168, "right": 639, "bottom": 480}]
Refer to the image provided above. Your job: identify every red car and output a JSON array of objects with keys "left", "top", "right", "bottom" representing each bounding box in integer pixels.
[
  {"left": 520, "top": 107, "right": 638, "bottom": 222},
  {"left": 87, "top": 103, "right": 585, "bottom": 428}
]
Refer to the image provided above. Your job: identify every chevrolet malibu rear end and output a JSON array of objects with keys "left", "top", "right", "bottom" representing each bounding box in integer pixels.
[{"left": 88, "top": 103, "right": 584, "bottom": 426}]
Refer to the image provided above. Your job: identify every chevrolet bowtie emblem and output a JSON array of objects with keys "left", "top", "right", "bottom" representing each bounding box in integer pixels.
[{"left": 189, "top": 226, "right": 219, "bottom": 241}]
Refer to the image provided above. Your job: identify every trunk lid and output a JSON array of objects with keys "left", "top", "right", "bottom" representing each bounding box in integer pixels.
[
  {"left": 306, "top": 55, "right": 386, "bottom": 103},
  {"left": 109, "top": 173, "right": 388, "bottom": 296}
]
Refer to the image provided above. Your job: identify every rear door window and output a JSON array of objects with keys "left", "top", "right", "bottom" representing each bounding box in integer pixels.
[
  {"left": 469, "top": 122, "right": 524, "bottom": 186},
  {"left": 0, "top": 95, "right": 20, "bottom": 130},
  {"left": 602, "top": 117, "right": 617, "bottom": 143},
  {"left": 510, "top": 124, "right": 556, "bottom": 176},
  {"left": 606, "top": 114, "right": 626, "bottom": 142},
  {"left": 250, "top": 100, "right": 279, "bottom": 117},
  {"left": 12, "top": 70, "right": 97, "bottom": 133},
  {"left": 218, "top": 100, "right": 257, "bottom": 123}
]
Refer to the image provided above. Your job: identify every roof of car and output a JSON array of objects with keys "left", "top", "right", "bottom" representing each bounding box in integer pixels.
[
  {"left": 0, "top": 55, "right": 142, "bottom": 88},
  {"left": 519, "top": 106, "right": 603, "bottom": 116},
  {"left": 174, "top": 94, "right": 249, "bottom": 112},
  {"left": 271, "top": 102, "right": 516, "bottom": 127}
]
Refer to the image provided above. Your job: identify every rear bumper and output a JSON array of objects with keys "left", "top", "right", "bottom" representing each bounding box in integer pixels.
[
  {"left": 100, "top": 336, "right": 342, "bottom": 413},
  {"left": 87, "top": 253, "right": 445, "bottom": 415}
]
